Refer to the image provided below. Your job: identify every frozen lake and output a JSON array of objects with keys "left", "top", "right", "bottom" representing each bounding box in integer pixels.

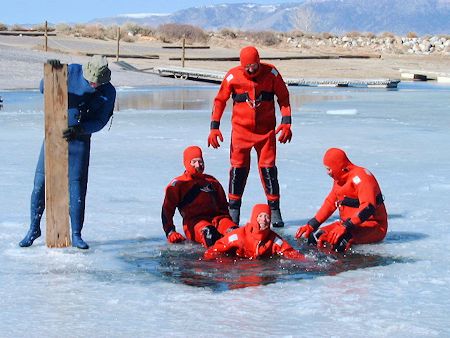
[{"left": 1, "top": 82, "right": 450, "bottom": 337}]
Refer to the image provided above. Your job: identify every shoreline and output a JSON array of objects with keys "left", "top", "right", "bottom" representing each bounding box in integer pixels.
[{"left": 1, "top": 35, "right": 449, "bottom": 91}]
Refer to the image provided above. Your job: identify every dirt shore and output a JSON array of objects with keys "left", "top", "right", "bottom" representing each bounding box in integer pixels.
[{"left": 0, "top": 34, "right": 448, "bottom": 90}]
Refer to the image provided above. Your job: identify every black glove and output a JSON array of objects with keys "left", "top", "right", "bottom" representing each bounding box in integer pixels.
[
  {"left": 62, "top": 125, "right": 83, "bottom": 142},
  {"left": 47, "top": 59, "right": 62, "bottom": 68}
]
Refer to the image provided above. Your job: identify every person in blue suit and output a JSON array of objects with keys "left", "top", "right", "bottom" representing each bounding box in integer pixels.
[{"left": 19, "top": 55, "right": 116, "bottom": 249}]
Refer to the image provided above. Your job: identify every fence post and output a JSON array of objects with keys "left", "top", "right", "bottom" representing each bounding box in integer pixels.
[
  {"left": 182, "top": 36, "right": 186, "bottom": 68},
  {"left": 116, "top": 26, "right": 120, "bottom": 62},
  {"left": 44, "top": 61, "right": 70, "bottom": 248},
  {"left": 44, "top": 21, "right": 48, "bottom": 52}
]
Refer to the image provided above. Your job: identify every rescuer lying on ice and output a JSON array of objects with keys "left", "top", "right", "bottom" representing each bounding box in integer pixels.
[
  {"left": 295, "top": 148, "right": 388, "bottom": 252},
  {"left": 203, "top": 204, "right": 306, "bottom": 261},
  {"left": 161, "top": 146, "right": 238, "bottom": 247}
]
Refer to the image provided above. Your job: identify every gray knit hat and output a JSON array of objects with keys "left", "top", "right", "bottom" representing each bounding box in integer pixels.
[{"left": 82, "top": 55, "right": 111, "bottom": 85}]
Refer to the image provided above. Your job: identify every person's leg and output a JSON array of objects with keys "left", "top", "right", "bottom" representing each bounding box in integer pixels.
[
  {"left": 256, "top": 133, "right": 283, "bottom": 227},
  {"left": 20, "top": 143, "right": 45, "bottom": 247},
  {"left": 216, "top": 217, "right": 239, "bottom": 234},
  {"left": 69, "top": 140, "right": 90, "bottom": 249},
  {"left": 193, "top": 220, "right": 222, "bottom": 247},
  {"left": 350, "top": 220, "right": 387, "bottom": 244},
  {"left": 228, "top": 131, "right": 251, "bottom": 225}
]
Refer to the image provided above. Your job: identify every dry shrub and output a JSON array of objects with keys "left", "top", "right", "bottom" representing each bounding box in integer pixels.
[
  {"left": 103, "top": 25, "right": 120, "bottom": 40},
  {"left": 122, "top": 23, "right": 155, "bottom": 37},
  {"left": 80, "top": 24, "right": 106, "bottom": 39},
  {"left": 55, "top": 24, "right": 72, "bottom": 35},
  {"left": 220, "top": 28, "right": 237, "bottom": 39},
  {"left": 245, "top": 31, "right": 280, "bottom": 46},
  {"left": 32, "top": 23, "right": 54, "bottom": 31},
  {"left": 362, "top": 32, "right": 375, "bottom": 39},
  {"left": 406, "top": 31, "right": 418, "bottom": 39},
  {"left": 320, "top": 32, "right": 334, "bottom": 39},
  {"left": 289, "top": 30, "right": 305, "bottom": 38},
  {"left": 10, "top": 24, "right": 27, "bottom": 31},
  {"left": 380, "top": 31, "right": 395, "bottom": 38},
  {"left": 0, "top": 23, "right": 7, "bottom": 31},
  {"left": 346, "top": 31, "right": 361, "bottom": 38},
  {"left": 157, "top": 23, "right": 208, "bottom": 43}
]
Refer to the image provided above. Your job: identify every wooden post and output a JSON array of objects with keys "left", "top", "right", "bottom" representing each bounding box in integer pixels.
[
  {"left": 44, "top": 21, "right": 48, "bottom": 52},
  {"left": 44, "top": 61, "right": 70, "bottom": 248},
  {"left": 116, "top": 26, "right": 120, "bottom": 62},
  {"left": 181, "top": 36, "right": 186, "bottom": 68}
]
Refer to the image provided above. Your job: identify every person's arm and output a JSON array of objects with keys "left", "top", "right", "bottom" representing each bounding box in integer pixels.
[
  {"left": 314, "top": 188, "right": 338, "bottom": 224},
  {"left": 208, "top": 72, "right": 233, "bottom": 148},
  {"left": 79, "top": 84, "right": 116, "bottom": 134},
  {"left": 273, "top": 67, "right": 291, "bottom": 118},
  {"left": 272, "top": 67, "right": 292, "bottom": 143},
  {"left": 161, "top": 182, "right": 180, "bottom": 237},
  {"left": 272, "top": 236, "right": 307, "bottom": 261},
  {"left": 203, "top": 231, "right": 239, "bottom": 260},
  {"left": 211, "top": 71, "right": 233, "bottom": 124},
  {"left": 295, "top": 187, "right": 337, "bottom": 239}
]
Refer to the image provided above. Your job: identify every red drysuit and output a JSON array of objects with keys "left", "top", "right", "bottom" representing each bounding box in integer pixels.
[
  {"left": 161, "top": 146, "right": 236, "bottom": 247},
  {"left": 208, "top": 46, "right": 292, "bottom": 225},
  {"left": 204, "top": 204, "right": 305, "bottom": 260},
  {"left": 296, "top": 148, "right": 388, "bottom": 251}
]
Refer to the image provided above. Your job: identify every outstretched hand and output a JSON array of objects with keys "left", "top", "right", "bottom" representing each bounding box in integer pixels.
[{"left": 295, "top": 224, "right": 314, "bottom": 239}]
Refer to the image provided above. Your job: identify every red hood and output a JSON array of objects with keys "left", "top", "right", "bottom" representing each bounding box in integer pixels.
[
  {"left": 183, "top": 145, "right": 203, "bottom": 177},
  {"left": 323, "top": 148, "right": 354, "bottom": 185},
  {"left": 240, "top": 46, "right": 261, "bottom": 79},
  {"left": 246, "top": 204, "right": 271, "bottom": 241}
]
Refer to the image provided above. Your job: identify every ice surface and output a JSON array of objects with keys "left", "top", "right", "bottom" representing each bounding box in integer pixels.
[{"left": 1, "top": 83, "right": 450, "bottom": 337}]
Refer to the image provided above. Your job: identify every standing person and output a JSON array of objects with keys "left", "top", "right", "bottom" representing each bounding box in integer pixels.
[
  {"left": 203, "top": 204, "right": 306, "bottom": 261},
  {"left": 19, "top": 55, "right": 116, "bottom": 249},
  {"left": 295, "top": 148, "right": 388, "bottom": 252},
  {"left": 207, "top": 46, "right": 292, "bottom": 227},
  {"left": 162, "top": 146, "right": 237, "bottom": 247}
]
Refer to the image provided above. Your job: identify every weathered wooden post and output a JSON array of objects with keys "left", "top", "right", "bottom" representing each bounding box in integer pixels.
[
  {"left": 116, "top": 26, "right": 120, "bottom": 62},
  {"left": 181, "top": 36, "right": 186, "bottom": 68},
  {"left": 44, "top": 21, "right": 48, "bottom": 52},
  {"left": 44, "top": 60, "right": 71, "bottom": 248}
]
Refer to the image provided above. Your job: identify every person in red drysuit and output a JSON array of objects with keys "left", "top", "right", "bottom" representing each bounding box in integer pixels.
[
  {"left": 295, "top": 148, "right": 388, "bottom": 252},
  {"left": 161, "top": 146, "right": 238, "bottom": 247},
  {"left": 207, "top": 46, "right": 292, "bottom": 228},
  {"left": 203, "top": 204, "right": 306, "bottom": 261}
]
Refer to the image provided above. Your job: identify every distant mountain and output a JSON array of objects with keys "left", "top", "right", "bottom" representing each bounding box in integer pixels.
[{"left": 92, "top": 0, "right": 450, "bottom": 35}]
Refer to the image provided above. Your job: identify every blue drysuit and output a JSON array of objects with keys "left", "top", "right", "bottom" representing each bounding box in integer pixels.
[{"left": 29, "top": 64, "right": 116, "bottom": 242}]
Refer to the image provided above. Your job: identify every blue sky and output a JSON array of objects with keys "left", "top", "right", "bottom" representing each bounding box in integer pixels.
[{"left": 1, "top": 0, "right": 301, "bottom": 25}]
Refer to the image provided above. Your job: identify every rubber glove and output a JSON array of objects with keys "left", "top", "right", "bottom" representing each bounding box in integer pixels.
[
  {"left": 275, "top": 124, "right": 292, "bottom": 143},
  {"left": 167, "top": 230, "right": 186, "bottom": 243}
]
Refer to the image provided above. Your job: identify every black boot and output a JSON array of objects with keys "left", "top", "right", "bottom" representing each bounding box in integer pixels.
[
  {"left": 229, "top": 199, "right": 241, "bottom": 225},
  {"left": 268, "top": 200, "right": 284, "bottom": 227},
  {"left": 271, "top": 209, "right": 284, "bottom": 227},
  {"left": 19, "top": 226, "right": 41, "bottom": 247},
  {"left": 202, "top": 225, "right": 223, "bottom": 247}
]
